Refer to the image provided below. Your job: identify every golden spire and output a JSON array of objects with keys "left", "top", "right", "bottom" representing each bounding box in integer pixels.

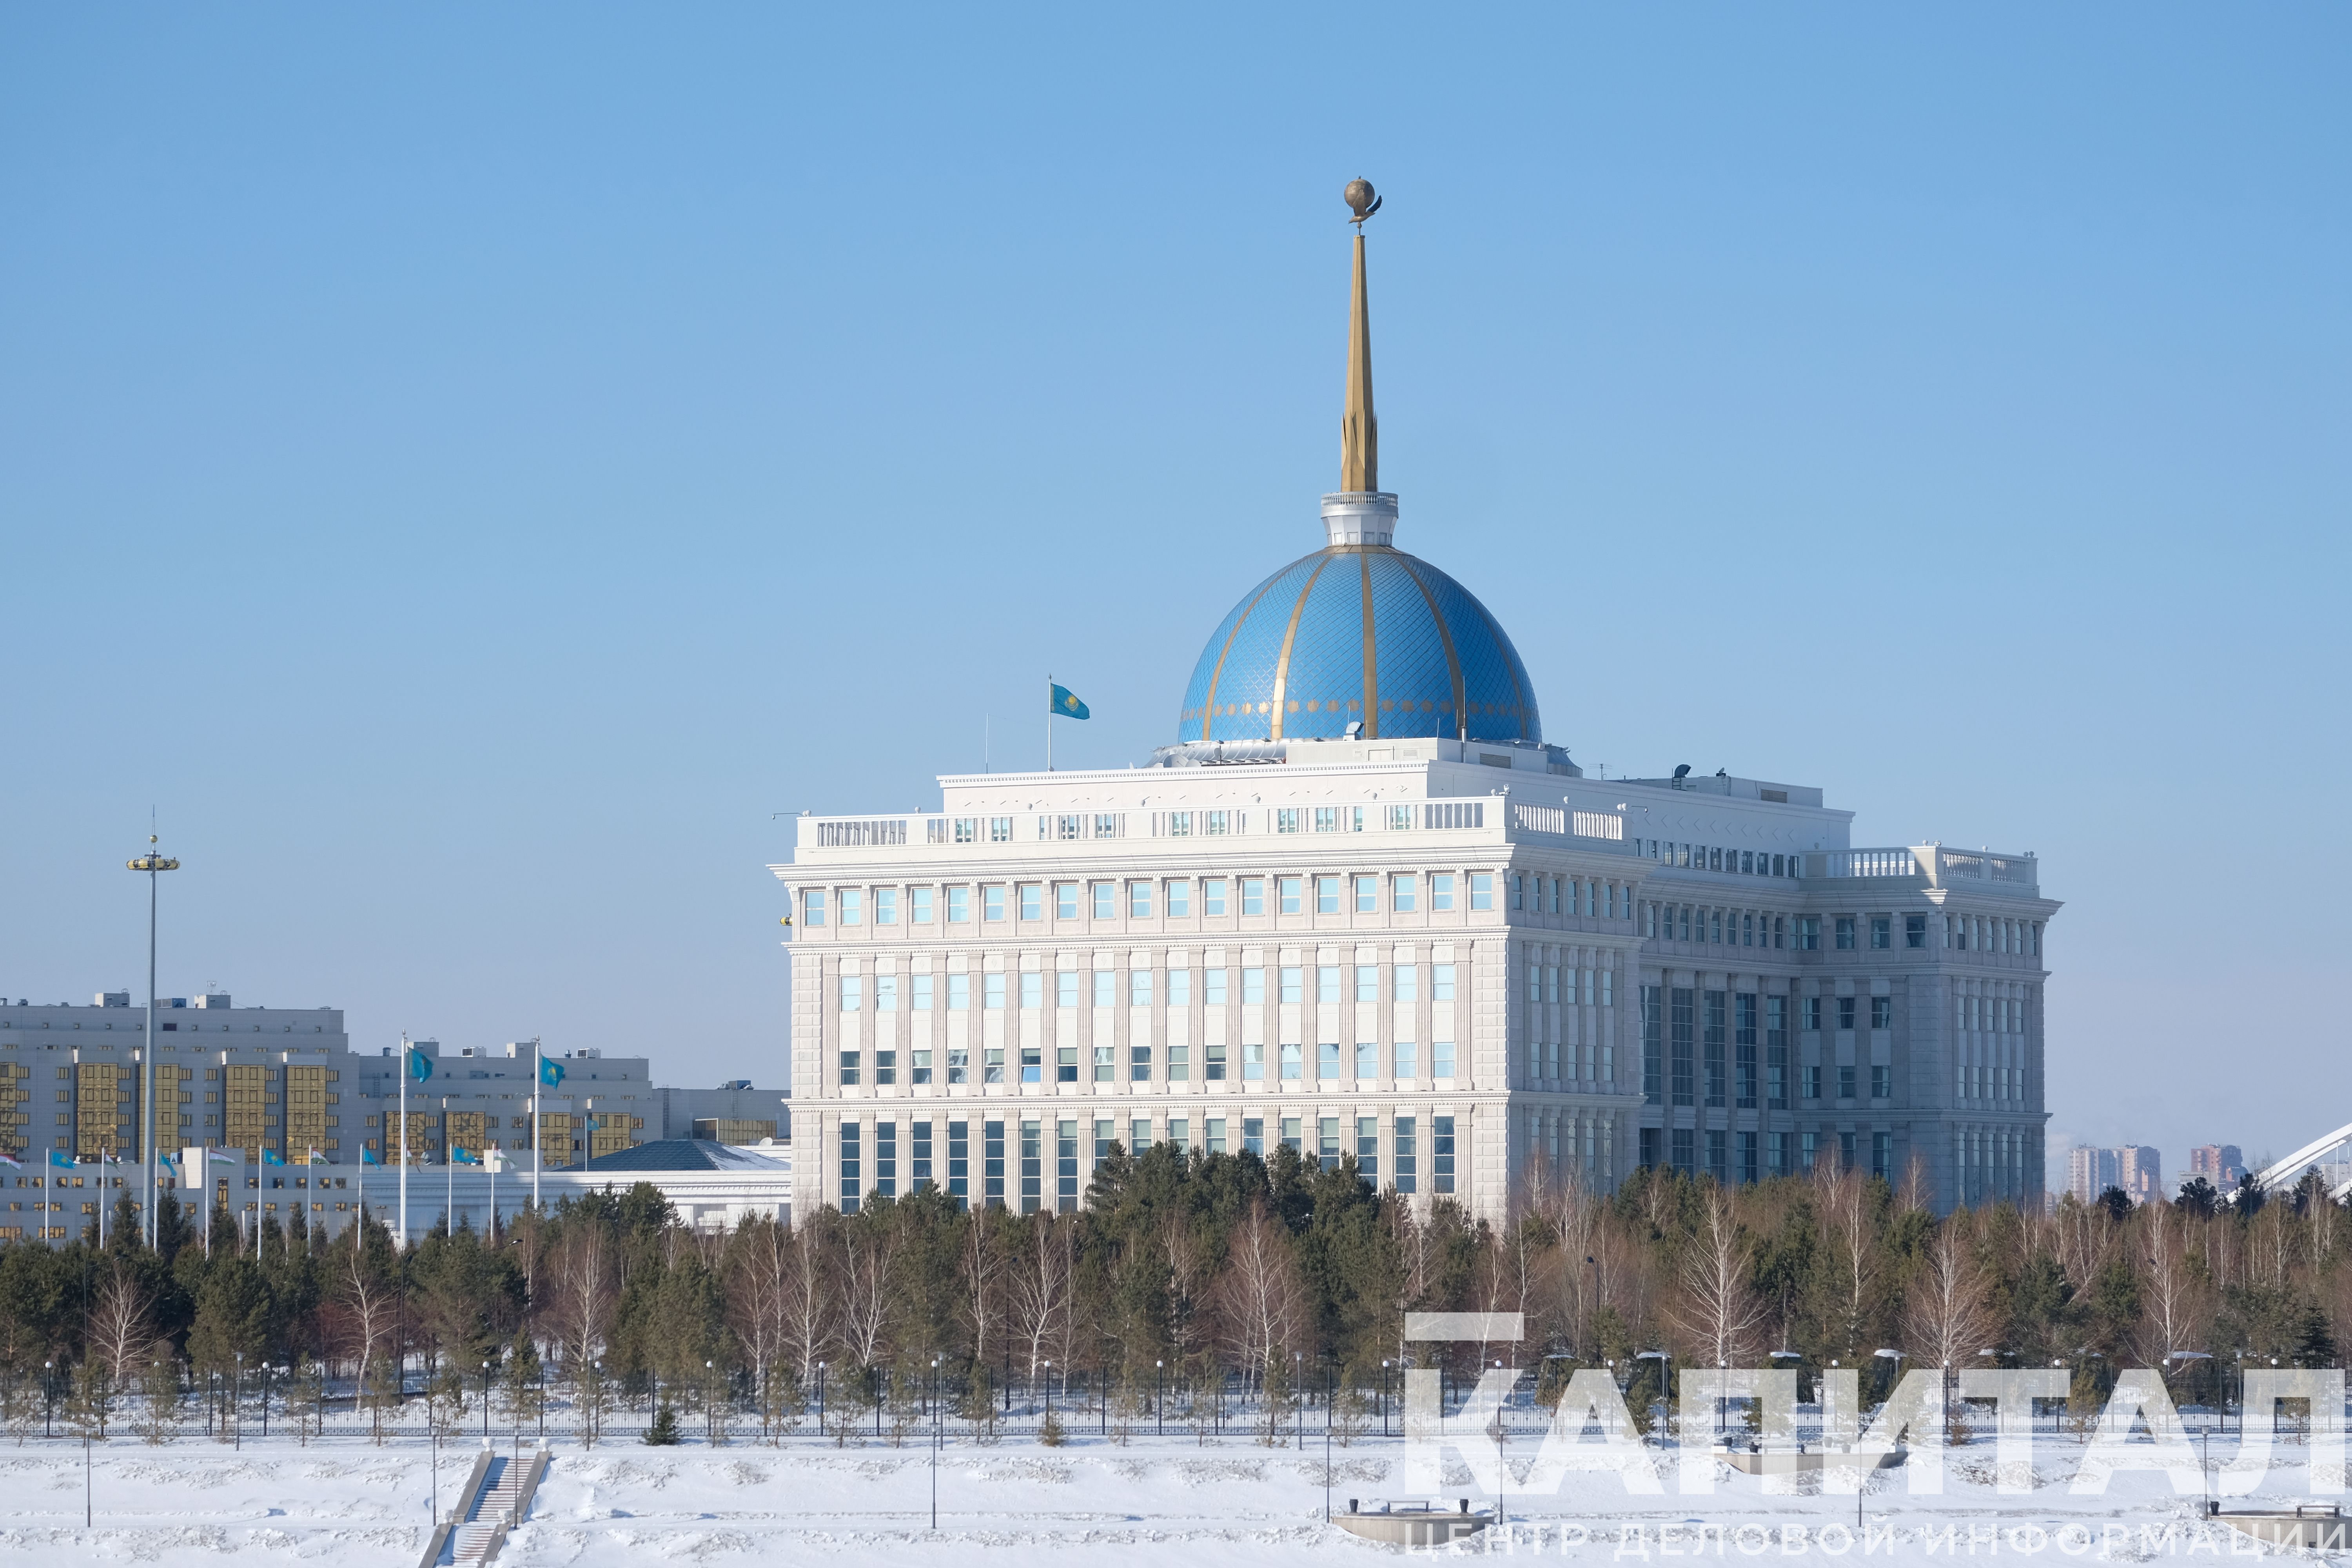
[{"left": 1339, "top": 178, "right": 1381, "bottom": 493}]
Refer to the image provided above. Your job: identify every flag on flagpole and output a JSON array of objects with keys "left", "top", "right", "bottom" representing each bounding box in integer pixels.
[
  {"left": 538, "top": 1054, "right": 566, "bottom": 1089},
  {"left": 406, "top": 1045, "right": 435, "bottom": 1083},
  {"left": 0, "top": 1151, "right": 20, "bottom": 1170},
  {"left": 361, "top": 1144, "right": 382, "bottom": 1166},
  {"left": 261, "top": 1149, "right": 286, "bottom": 1167},
  {"left": 209, "top": 1149, "right": 241, "bottom": 1165},
  {"left": 1049, "top": 683, "right": 1090, "bottom": 720},
  {"left": 452, "top": 1147, "right": 479, "bottom": 1165},
  {"left": 48, "top": 1149, "right": 76, "bottom": 1170}
]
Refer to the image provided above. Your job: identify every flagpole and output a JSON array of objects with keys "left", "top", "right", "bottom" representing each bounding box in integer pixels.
[
  {"left": 1046, "top": 674, "right": 1053, "bottom": 773},
  {"left": 353, "top": 1145, "right": 363, "bottom": 1253},
  {"left": 531, "top": 1037, "right": 543, "bottom": 1216},
  {"left": 444, "top": 1095, "right": 453, "bottom": 1237},
  {"left": 398, "top": 1033, "right": 409, "bottom": 1251}
]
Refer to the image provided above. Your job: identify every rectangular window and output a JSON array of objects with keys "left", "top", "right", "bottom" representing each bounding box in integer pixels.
[
  {"left": 1433, "top": 1116, "right": 1455, "bottom": 1194},
  {"left": 913, "top": 974, "right": 935, "bottom": 1011},
  {"left": 1280, "top": 967, "right": 1303, "bottom": 1004},
  {"left": 1093, "top": 970, "right": 1115, "bottom": 1007},
  {"left": 1131, "top": 969, "right": 1156, "bottom": 1007},
  {"left": 1795, "top": 916, "right": 1820, "bottom": 951},
  {"left": 979, "top": 1120, "right": 1005, "bottom": 1207},
  {"left": 1640, "top": 1126, "right": 1662, "bottom": 1168},
  {"left": 1242, "top": 967, "right": 1265, "bottom": 1005},
  {"left": 803, "top": 889, "right": 826, "bottom": 926},
  {"left": 1087, "top": 1043, "right": 1107, "bottom": 1083},
  {"left": 1021, "top": 972, "right": 1044, "bottom": 1010},
  {"left": 1871, "top": 995, "right": 1891, "bottom": 1030},
  {"left": 1768, "top": 1130, "right": 1788, "bottom": 1176},
  {"left": 1669, "top": 987, "right": 1695, "bottom": 1107},
  {"left": 1734, "top": 992, "right": 1759, "bottom": 1109},
  {"left": 837, "top": 1050, "right": 860, "bottom": 1086},
  {"left": 1317, "top": 876, "right": 1341, "bottom": 915},
  {"left": 1241, "top": 878, "right": 1265, "bottom": 916},
  {"left": 840, "top": 890, "right": 864, "bottom": 926},
  {"left": 1834, "top": 915, "right": 1856, "bottom": 950},
  {"left": 1702, "top": 989, "right": 1727, "bottom": 1109},
  {"left": 1870, "top": 916, "right": 1891, "bottom": 950},
  {"left": 838, "top": 1123, "right": 862, "bottom": 1213},
  {"left": 875, "top": 1121, "right": 898, "bottom": 1197},
  {"left": 1394, "top": 965, "right": 1418, "bottom": 1004},
  {"left": 1355, "top": 875, "right": 1378, "bottom": 914},
  {"left": 1280, "top": 1042, "right": 1302, "bottom": 1080},
  {"left": 1355, "top": 1116, "right": 1378, "bottom": 1179},
  {"left": 1204, "top": 810, "right": 1229, "bottom": 836},
  {"left": 1164, "top": 879, "right": 1190, "bottom": 917},
  {"left": 984, "top": 973, "right": 1005, "bottom": 1010},
  {"left": 1279, "top": 877, "right": 1302, "bottom": 915},
  {"left": 1837, "top": 1063, "right": 1857, "bottom": 1100},
  {"left": 1167, "top": 1117, "right": 1187, "bottom": 1151},
  {"left": 874, "top": 1048, "right": 897, "bottom": 1085},
  {"left": 1242, "top": 1118, "right": 1263, "bottom": 1156},
  {"left": 1276, "top": 808, "right": 1300, "bottom": 833},
  {"left": 1316, "top": 965, "right": 1340, "bottom": 1003},
  {"left": 1131, "top": 881, "right": 1153, "bottom": 919},
  {"left": 875, "top": 975, "right": 898, "bottom": 1013},
  {"left": 1394, "top": 1039, "right": 1417, "bottom": 1079},
  {"left": 839, "top": 976, "right": 863, "bottom": 1013},
  {"left": 1871, "top": 1063, "right": 1891, "bottom": 1099},
  {"left": 1318, "top": 1041, "right": 1341, "bottom": 1078},
  {"left": 1511, "top": 874, "right": 1524, "bottom": 911},
  {"left": 1056, "top": 883, "right": 1080, "bottom": 920},
  {"left": 1802, "top": 996, "right": 1822, "bottom": 1032},
  {"left": 1132, "top": 1116, "right": 1153, "bottom": 1151},
  {"left": 1906, "top": 914, "right": 1927, "bottom": 949},
  {"left": 947, "top": 1121, "right": 968, "bottom": 1207},
  {"left": 1802, "top": 1063, "right": 1822, "bottom": 1100},
  {"left": 1204, "top": 967, "right": 1227, "bottom": 1005},
  {"left": 1093, "top": 882, "right": 1115, "bottom": 920},
  {"left": 1054, "top": 971, "right": 1078, "bottom": 1008},
  {"left": 1203, "top": 1117, "right": 1225, "bottom": 1155},
  {"left": 1432, "top": 873, "right": 1455, "bottom": 912},
  {"left": 1022, "top": 1040, "right": 1042, "bottom": 1084},
  {"left": 1019, "top": 884, "right": 1044, "bottom": 921},
  {"left": 1094, "top": 1119, "right": 1115, "bottom": 1159},
  {"left": 1394, "top": 1116, "right": 1417, "bottom": 1192},
  {"left": 1355, "top": 965, "right": 1378, "bottom": 1003},
  {"left": 876, "top": 889, "right": 898, "bottom": 925},
  {"left": 1131, "top": 1043, "right": 1152, "bottom": 1082},
  {"left": 989, "top": 817, "right": 1013, "bottom": 844},
  {"left": 1739, "top": 1130, "right": 1759, "bottom": 1185},
  {"left": 1706, "top": 1127, "right": 1727, "bottom": 1182},
  {"left": 1641, "top": 984, "right": 1662, "bottom": 1105},
  {"left": 1672, "top": 1127, "right": 1696, "bottom": 1174},
  {"left": 1837, "top": 995, "right": 1857, "bottom": 1032},
  {"left": 1317, "top": 1115, "right": 1341, "bottom": 1171},
  {"left": 1204, "top": 1042, "right": 1225, "bottom": 1080},
  {"left": 983, "top": 885, "right": 1005, "bottom": 922},
  {"left": 1432, "top": 964, "right": 1455, "bottom": 1002},
  {"left": 1243, "top": 1042, "right": 1264, "bottom": 1081},
  {"left": 1355, "top": 1042, "right": 1377, "bottom": 1079},
  {"left": 1204, "top": 878, "right": 1229, "bottom": 916},
  {"left": 1392, "top": 873, "right": 1418, "bottom": 912},
  {"left": 1469, "top": 872, "right": 1493, "bottom": 911},
  {"left": 1019, "top": 1120, "right": 1042, "bottom": 1214},
  {"left": 1432, "top": 1039, "right": 1455, "bottom": 1079}
]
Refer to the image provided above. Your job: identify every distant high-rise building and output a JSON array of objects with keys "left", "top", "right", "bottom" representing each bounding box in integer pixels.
[
  {"left": 2189, "top": 1144, "right": 2245, "bottom": 1188},
  {"left": 2067, "top": 1143, "right": 2161, "bottom": 1205}
]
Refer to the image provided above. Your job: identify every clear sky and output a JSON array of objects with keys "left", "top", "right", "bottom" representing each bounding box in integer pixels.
[{"left": 4, "top": 7, "right": 2345, "bottom": 1180}]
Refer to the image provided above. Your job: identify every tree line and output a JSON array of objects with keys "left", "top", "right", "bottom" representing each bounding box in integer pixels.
[{"left": 0, "top": 1147, "right": 2342, "bottom": 1444}]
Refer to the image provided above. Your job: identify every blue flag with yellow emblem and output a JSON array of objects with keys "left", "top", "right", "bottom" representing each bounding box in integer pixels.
[{"left": 1050, "top": 684, "right": 1089, "bottom": 720}]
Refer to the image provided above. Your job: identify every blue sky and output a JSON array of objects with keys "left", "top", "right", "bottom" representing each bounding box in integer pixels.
[{"left": 3, "top": 7, "right": 2345, "bottom": 1176}]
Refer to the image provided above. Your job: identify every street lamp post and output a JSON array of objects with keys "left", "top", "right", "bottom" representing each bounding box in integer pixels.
[
  {"left": 930, "top": 1356, "right": 942, "bottom": 1532},
  {"left": 1156, "top": 1360, "right": 1164, "bottom": 1436},
  {"left": 127, "top": 837, "right": 180, "bottom": 1249},
  {"left": 482, "top": 1360, "right": 494, "bottom": 1440}
]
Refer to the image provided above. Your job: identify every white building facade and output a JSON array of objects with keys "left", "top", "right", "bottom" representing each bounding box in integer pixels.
[{"left": 772, "top": 209, "right": 2055, "bottom": 1220}]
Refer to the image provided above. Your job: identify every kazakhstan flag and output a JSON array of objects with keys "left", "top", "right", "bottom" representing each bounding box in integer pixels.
[{"left": 1050, "top": 684, "right": 1090, "bottom": 720}]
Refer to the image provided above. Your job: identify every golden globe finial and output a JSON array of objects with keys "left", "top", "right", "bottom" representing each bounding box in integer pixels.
[{"left": 1343, "top": 178, "right": 1381, "bottom": 228}]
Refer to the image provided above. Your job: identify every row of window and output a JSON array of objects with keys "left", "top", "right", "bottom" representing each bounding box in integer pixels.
[
  {"left": 804, "top": 873, "right": 1523, "bottom": 927},
  {"left": 1633, "top": 842, "right": 1800, "bottom": 878},
  {"left": 840, "top": 963, "right": 1457, "bottom": 1013},
  {"left": 838, "top": 1038, "right": 1463, "bottom": 1087},
  {"left": 835, "top": 1113, "right": 1457, "bottom": 1214},
  {"left": 1638, "top": 1125, "right": 1897, "bottom": 1183}
]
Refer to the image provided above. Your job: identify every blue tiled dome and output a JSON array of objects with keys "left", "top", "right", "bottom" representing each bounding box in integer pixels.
[{"left": 1177, "top": 544, "right": 1541, "bottom": 744}]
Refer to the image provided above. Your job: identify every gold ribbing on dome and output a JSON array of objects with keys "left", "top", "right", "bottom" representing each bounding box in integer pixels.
[{"left": 1340, "top": 178, "right": 1381, "bottom": 492}]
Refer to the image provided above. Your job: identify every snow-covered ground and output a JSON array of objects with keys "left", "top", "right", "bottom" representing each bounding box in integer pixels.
[{"left": 0, "top": 1428, "right": 2334, "bottom": 1564}]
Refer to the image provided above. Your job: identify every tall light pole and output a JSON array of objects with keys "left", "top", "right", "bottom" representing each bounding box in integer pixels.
[{"left": 127, "top": 835, "right": 179, "bottom": 1248}]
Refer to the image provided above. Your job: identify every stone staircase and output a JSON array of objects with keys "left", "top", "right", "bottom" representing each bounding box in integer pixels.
[{"left": 450, "top": 1454, "right": 521, "bottom": 1563}]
